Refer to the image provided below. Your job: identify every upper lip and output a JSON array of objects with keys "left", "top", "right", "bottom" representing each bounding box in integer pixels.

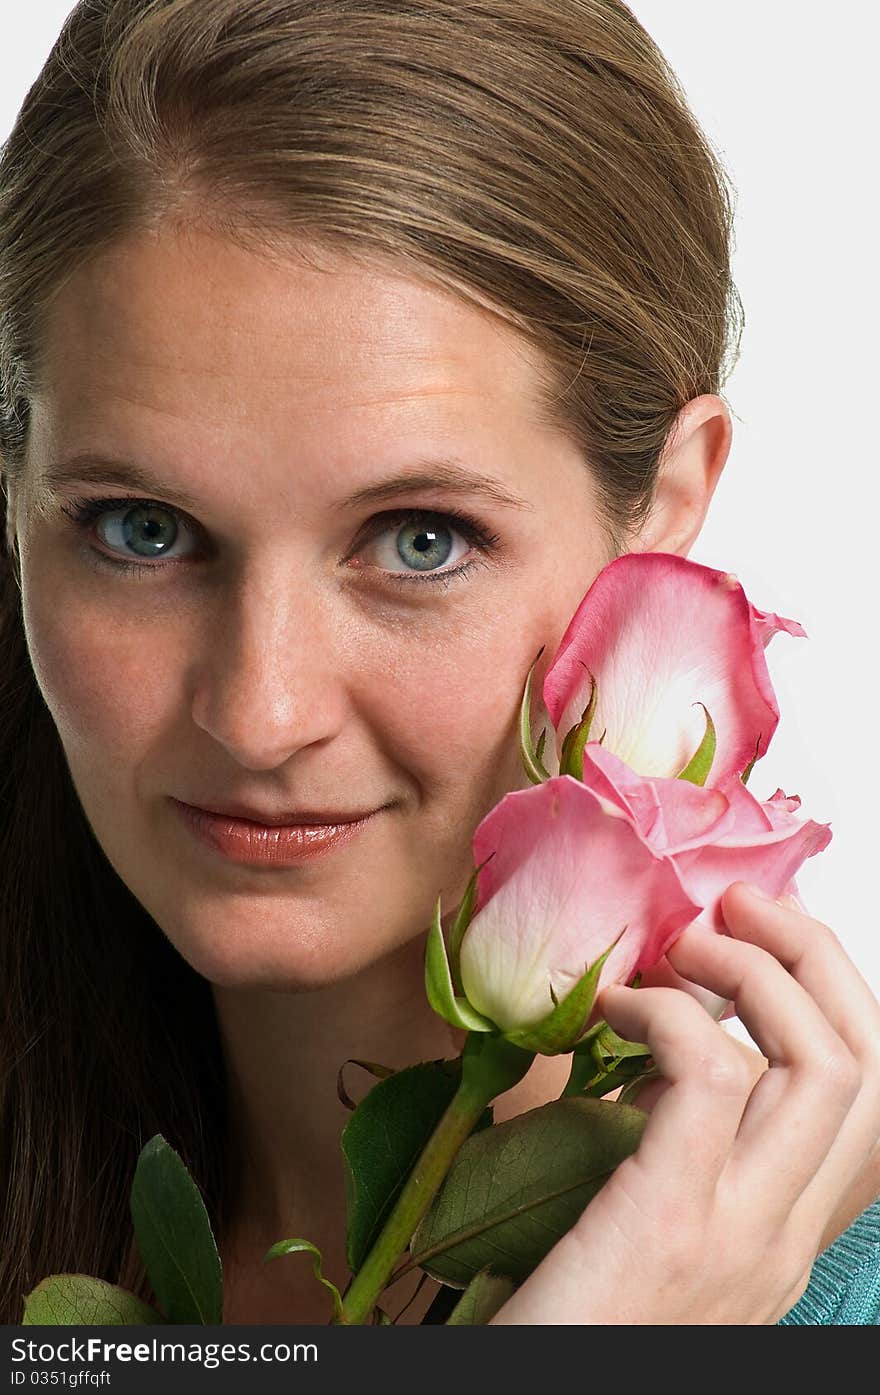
[{"left": 175, "top": 798, "right": 381, "bottom": 827}]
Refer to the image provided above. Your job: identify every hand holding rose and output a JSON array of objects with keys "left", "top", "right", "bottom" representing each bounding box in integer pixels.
[
  {"left": 430, "top": 551, "right": 879, "bottom": 1324},
  {"left": 490, "top": 883, "right": 880, "bottom": 1324}
]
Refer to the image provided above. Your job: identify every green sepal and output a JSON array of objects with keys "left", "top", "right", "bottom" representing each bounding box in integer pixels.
[
  {"left": 459, "top": 1029, "right": 536, "bottom": 1098},
  {"left": 519, "top": 645, "right": 554, "bottom": 785},
  {"left": 337, "top": 1058, "right": 397, "bottom": 1112},
  {"left": 425, "top": 894, "right": 497, "bottom": 1033},
  {"left": 571, "top": 965, "right": 641, "bottom": 1057},
  {"left": 561, "top": 1050, "right": 654, "bottom": 1100},
  {"left": 264, "top": 1238, "right": 344, "bottom": 1323},
  {"left": 675, "top": 702, "right": 716, "bottom": 785},
  {"left": 741, "top": 734, "right": 761, "bottom": 786},
  {"left": 535, "top": 726, "right": 548, "bottom": 772},
  {"left": 562, "top": 984, "right": 651, "bottom": 1097},
  {"left": 615, "top": 1065, "right": 663, "bottom": 1106},
  {"left": 501, "top": 930, "right": 624, "bottom": 1056},
  {"left": 590, "top": 1022, "right": 652, "bottom": 1060},
  {"left": 447, "top": 854, "right": 495, "bottom": 995},
  {"left": 558, "top": 666, "right": 598, "bottom": 782}
]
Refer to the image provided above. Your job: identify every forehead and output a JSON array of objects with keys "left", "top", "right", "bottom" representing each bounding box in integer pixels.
[
  {"left": 26, "top": 224, "right": 597, "bottom": 530},
  {"left": 36, "top": 225, "right": 547, "bottom": 427}
]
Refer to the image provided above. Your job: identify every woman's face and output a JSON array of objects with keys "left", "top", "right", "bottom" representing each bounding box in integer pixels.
[{"left": 14, "top": 224, "right": 618, "bottom": 990}]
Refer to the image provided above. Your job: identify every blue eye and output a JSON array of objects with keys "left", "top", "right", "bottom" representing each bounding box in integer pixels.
[
  {"left": 61, "top": 498, "right": 195, "bottom": 570},
  {"left": 59, "top": 496, "right": 501, "bottom": 590},
  {"left": 361, "top": 509, "right": 499, "bottom": 588}
]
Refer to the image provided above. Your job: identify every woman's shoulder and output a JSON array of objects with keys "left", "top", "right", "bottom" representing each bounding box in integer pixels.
[{"left": 778, "top": 1195, "right": 880, "bottom": 1325}]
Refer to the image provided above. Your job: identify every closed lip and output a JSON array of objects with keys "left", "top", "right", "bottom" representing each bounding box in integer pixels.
[{"left": 172, "top": 797, "right": 381, "bottom": 827}]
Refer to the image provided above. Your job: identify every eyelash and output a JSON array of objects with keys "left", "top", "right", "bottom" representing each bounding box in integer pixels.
[{"left": 58, "top": 495, "right": 502, "bottom": 591}]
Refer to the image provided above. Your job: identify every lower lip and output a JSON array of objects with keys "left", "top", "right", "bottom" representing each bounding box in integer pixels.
[{"left": 171, "top": 799, "right": 380, "bottom": 866}]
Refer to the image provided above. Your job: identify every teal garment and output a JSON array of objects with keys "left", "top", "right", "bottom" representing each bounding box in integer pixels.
[{"left": 778, "top": 1196, "right": 880, "bottom": 1324}]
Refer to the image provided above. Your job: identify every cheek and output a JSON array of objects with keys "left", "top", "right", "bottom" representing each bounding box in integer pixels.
[
  {"left": 20, "top": 576, "right": 171, "bottom": 771},
  {"left": 358, "top": 609, "right": 528, "bottom": 777}
]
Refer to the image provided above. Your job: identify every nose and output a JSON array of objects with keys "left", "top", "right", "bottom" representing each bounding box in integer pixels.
[{"left": 189, "top": 564, "right": 350, "bottom": 769}]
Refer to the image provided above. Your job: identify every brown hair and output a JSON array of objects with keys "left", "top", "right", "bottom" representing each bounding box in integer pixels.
[{"left": 0, "top": 0, "right": 743, "bottom": 1321}]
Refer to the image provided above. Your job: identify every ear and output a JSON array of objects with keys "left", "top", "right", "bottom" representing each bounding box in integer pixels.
[{"left": 629, "top": 394, "right": 732, "bottom": 557}]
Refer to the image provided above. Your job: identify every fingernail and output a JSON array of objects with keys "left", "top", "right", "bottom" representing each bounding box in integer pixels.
[
  {"left": 743, "top": 881, "right": 772, "bottom": 900},
  {"left": 776, "top": 892, "right": 802, "bottom": 910}
]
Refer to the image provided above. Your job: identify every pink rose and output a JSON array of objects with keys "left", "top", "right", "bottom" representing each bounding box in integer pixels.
[
  {"left": 538, "top": 552, "right": 805, "bottom": 786},
  {"left": 441, "top": 748, "right": 831, "bottom": 1050},
  {"left": 424, "top": 551, "right": 832, "bottom": 1052},
  {"left": 447, "top": 773, "right": 702, "bottom": 1050}
]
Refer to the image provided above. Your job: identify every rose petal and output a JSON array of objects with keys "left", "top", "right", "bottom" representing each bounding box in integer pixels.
[{"left": 542, "top": 552, "right": 804, "bottom": 784}]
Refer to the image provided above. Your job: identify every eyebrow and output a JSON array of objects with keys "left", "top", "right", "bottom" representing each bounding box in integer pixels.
[{"left": 43, "top": 452, "right": 535, "bottom": 514}]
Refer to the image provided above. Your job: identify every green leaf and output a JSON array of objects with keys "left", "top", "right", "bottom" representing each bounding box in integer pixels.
[
  {"left": 519, "top": 646, "right": 553, "bottom": 784},
  {"left": 264, "top": 1239, "right": 343, "bottom": 1322},
  {"left": 675, "top": 703, "right": 716, "bottom": 785},
  {"left": 410, "top": 1096, "right": 646, "bottom": 1287},
  {"left": 445, "top": 1267, "right": 517, "bottom": 1324},
  {"left": 22, "top": 1275, "right": 166, "bottom": 1326},
  {"left": 129, "top": 1134, "right": 223, "bottom": 1325},
  {"left": 342, "top": 1059, "right": 494, "bottom": 1275},
  {"left": 502, "top": 931, "right": 624, "bottom": 1056},
  {"left": 425, "top": 895, "right": 497, "bottom": 1033}
]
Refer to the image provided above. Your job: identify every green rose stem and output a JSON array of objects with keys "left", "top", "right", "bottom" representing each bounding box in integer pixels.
[{"left": 335, "top": 1031, "right": 535, "bottom": 1325}]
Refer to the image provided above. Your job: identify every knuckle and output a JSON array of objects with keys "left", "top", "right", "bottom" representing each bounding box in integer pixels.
[
  {"left": 778, "top": 1213, "right": 826, "bottom": 1290},
  {"left": 801, "top": 914, "right": 849, "bottom": 965},
  {"left": 698, "top": 1047, "right": 754, "bottom": 1095},
  {"left": 646, "top": 1207, "right": 703, "bottom": 1276},
  {"left": 807, "top": 913, "right": 837, "bottom": 943},
  {"left": 838, "top": 1051, "right": 864, "bottom": 1098},
  {"left": 638, "top": 987, "right": 710, "bottom": 1049},
  {"left": 808, "top": 1041, "right": 862, "bottom": 1094},
  {"left": 779, "top": 1266, "right": 814, "bottom": 1317}
]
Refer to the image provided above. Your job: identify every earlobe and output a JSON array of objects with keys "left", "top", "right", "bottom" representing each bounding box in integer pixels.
[{"left": 632, "top": 394, "right": 732, "bottom": 558}]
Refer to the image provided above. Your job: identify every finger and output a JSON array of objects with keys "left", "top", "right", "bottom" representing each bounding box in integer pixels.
[
  {"left": 636, "top": 933, "right": 731, "bottom": 1021},
  {"left": 717, "top": 883, "right": 880, "bottom": 1222},
  {"left": 717, "top": 882, "right": 880, "bottom": 1065},
  {"left": 715, "top": 884, "right": 880, "bottom": 1171},
  {"left": 664, "top": 916, "right": 861, "bottom": 1209},
  {"left": 598, "top": 980, "right": 754, "bottom": 1208}
]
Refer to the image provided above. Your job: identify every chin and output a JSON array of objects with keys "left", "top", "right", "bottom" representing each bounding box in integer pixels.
[{"left": 174, "top": 917, "right": 418, "bottom": 994}]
